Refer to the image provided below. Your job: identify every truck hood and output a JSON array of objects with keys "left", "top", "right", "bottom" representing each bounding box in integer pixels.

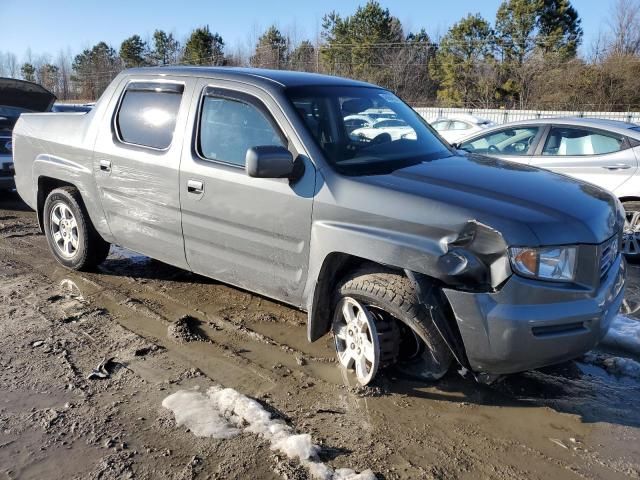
[
  {"left": 362, "top": 153, "right": 622, "bottom": 246},
  {"left": 0, "top": 78, "right": 56, "bottom": 112}
]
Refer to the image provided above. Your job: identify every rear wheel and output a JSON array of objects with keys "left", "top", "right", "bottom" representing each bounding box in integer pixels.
[
  {"left": 622, "top": 201, "right": 640, "bottom": 263},
  {"left": 332, "top": 267, "right": 452, "bottom": 385},
  {"left": 43, "top": 187, "right": 110, "bottom": 270}
]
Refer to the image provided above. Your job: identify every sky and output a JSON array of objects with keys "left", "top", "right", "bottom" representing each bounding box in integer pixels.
[{"left": 0, "top": 0, "right": 615, "bottom": 60}]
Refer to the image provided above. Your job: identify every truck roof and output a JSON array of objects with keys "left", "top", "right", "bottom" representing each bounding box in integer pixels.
[{"left": 124, "top": 66, "right": 378, "bottom": 90}]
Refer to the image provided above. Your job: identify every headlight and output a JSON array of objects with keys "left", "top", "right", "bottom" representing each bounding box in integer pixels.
[{"left": 509, "top": 246, "right": 577, "bottom": 282}]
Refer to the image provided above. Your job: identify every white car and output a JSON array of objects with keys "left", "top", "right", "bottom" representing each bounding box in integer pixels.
[
  {"left": 360, "top": 107, "right": 398, "bottom": 120},
  {"left": 351, "top": 118, "right": 416, "bottom": 141},
  {"left": 456, "top": 117, "right": 640, "bottom": 260},
  {"left": 430, "top": 114, "right": 495, "bottom": 144}
]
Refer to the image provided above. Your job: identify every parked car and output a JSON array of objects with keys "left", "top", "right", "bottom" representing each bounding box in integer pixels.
[
  {"left": 350, "top": 118, "right": 417, "bottom": 141},
  {"left": 13, "top": 67, "right": 625, "bottom": 386},
  {"left": 52, "top": 103, "right": 92, "bottom": 113},
  {"left": 0, "top": 77, "right": 55, "bottom": 192},
  {"left": 430, "top": 114, "right": 495, "bottom": 144},
  {"left": 455, "top": 118, "right": 640, "bottom": 260}
]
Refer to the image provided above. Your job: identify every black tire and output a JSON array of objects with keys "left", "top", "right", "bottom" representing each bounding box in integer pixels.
[
  {"left": 622, "top": 201, "right": 640, "bottom": 264},
  {"left": 43, "top": 186, "right": 110, "bottom": 270},
  {"left": 335, "top": 267, "right": 452, "bottom": 382}
]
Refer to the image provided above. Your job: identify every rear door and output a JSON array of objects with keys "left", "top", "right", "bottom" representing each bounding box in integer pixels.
[
  {"left": 179, "top": 79, "right": 316, "bottom": 306},
  {"left": 93, "top": 76, "right": 194, "bottom": 268},
  {"left": 530, "top": 125, "right": 638, "bottom": 192}
]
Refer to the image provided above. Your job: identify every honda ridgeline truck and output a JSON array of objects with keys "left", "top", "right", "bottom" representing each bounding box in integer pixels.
[{"left": 12, "top": 67, "right": 626, "bottom": 385}]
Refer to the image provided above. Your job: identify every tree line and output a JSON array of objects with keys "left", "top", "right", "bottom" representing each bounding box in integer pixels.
[{"left": 1, "top": 0, "right": 639, "bottom": 111}]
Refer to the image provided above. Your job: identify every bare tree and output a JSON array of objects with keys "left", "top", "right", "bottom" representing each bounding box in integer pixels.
[
  {"left": 5, "top": 52, "right": 19, "bottom": 78},
  {"left": 56, "top": 49, "right": 72, "bottom": 100},
  {"left": 608, "top": 0, "right": 640, "bottom": 56}
]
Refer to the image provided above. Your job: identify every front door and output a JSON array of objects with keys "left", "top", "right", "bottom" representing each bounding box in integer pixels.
[
  {"left": 458, "top": 125, "right": 542, "bottom": 165},
  {"left": 93, "top": 76, "right": 193, "bottom": 269},
  {"left": 179, "top": 80, "right": 315, "bottom": 306}
]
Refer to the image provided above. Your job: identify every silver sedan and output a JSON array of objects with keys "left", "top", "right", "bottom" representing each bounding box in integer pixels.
[{"left": 455, "top": 117, "right": 640, "bottom": 260}]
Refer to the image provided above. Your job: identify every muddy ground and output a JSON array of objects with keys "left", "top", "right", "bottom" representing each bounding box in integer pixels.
[{"left": 0, "top": 191, "right": 639, "bottom": 480}]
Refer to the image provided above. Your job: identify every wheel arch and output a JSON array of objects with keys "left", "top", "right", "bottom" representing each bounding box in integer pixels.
[
  {"left": 306, "top": 252, "right": 470, "bottom": 370},
  {"left": 34, "top": 171, "right": 113, "bottom": 243}
]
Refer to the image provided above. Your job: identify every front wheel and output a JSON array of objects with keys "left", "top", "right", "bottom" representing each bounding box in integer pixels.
[
  {"left": 332, "top": 267, "right": 452, "bottom": 385},
  {"left": 43, "top": 187, "right": 110, "bottom": 270}
]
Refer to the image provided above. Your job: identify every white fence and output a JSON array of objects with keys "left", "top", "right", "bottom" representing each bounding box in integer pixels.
[{"left": 414, "top": 107, "right": 640, "bottom": 125}]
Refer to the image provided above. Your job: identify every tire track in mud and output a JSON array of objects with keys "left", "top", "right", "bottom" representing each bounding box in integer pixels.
[
  {"left": 4, "top": 232, "right": 330, "bottom": 360},
  {"left": 0, "top": 231, "right": 353, "bottom": 409}
]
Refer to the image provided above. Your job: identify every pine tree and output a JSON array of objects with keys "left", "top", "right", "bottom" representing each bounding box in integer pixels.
[
  {"left": 435, "top": 14, "right": 496, "bottom": 106},
  {"left": 250, "top": 26, "right": 289, "bottom": 69},
  {"left": 152, "top": 30, "right": 180, "bottom": 65},
  {"left": 183, "top": 26, "right": 225, "bottom": 65},
  {"left": 21, "top": 63, "right": 36, "bottom": 82},
  {"left": 119, "top": 35, "right": 149, "bottom": 68}
]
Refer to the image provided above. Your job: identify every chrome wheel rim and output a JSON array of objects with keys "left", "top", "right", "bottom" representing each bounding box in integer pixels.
[
  {"left": 623, "top": 209, "right": 640, "bottom": 256},
  {"left": 50, "top": 202, "right": 79, "bottom": 259},
  {"left": 332, "top": 297, "right": 380, "bottom": 385}
]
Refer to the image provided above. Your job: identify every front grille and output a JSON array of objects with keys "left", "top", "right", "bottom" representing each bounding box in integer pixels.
[{"left": 600, "top": 234, "right": 619, "bottom": 280}]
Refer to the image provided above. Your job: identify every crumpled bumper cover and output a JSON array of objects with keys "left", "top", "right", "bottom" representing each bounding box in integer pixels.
[{"left": 443, "top": 255, "right": 626, "bottom": 375}]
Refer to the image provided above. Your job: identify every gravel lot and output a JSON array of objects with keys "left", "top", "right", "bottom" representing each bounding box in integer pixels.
[{"left": 0, "top": 191, "right": 639, "bottom": 480}]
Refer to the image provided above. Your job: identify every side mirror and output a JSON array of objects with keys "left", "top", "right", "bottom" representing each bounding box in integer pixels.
[
  {"left": 451, "top": 142, "right": 461, "bottom": 149},
  {"left": 245, "top": 145, "right": 298, "bottom": 179}
]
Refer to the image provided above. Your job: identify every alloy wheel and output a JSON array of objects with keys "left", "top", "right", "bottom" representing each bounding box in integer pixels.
[
  {"left": 50, "top": 201, "right": 80, "bottom": 259},
  {"left": 332, "top": 297, "right": 381, "bottom": 385},
  {"left": 623, "top": 209, "right": 640, "bottom": 256}
]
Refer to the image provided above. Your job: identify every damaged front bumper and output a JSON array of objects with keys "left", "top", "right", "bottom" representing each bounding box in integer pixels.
[{"left": 443, "top": 254, "right": 626, "bottom": 375}]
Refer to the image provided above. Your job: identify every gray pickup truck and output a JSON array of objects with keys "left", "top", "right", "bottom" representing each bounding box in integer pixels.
[{"left": 12, "top": 67, "right": 626, "bottom": 385}]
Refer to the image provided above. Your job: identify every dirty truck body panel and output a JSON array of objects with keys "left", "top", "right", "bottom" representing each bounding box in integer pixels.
[{"left": 12, "top": 67, "right": 626, "bottom": 377}]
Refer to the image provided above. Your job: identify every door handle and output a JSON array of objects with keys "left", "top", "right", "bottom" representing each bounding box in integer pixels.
[
  {"left": 99, "top": 159, "right": 111, "bottom": 172},
  {"left": 187, "top": 179, "right": 204, "bottom": 194},
  {"left": 602, "top": 164, "right": 631, "bottom": 170}
]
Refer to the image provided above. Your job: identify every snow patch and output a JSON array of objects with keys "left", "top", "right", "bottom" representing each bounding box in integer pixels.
[
  {"left": 162, "top": 386, "right": 376, "bottom": 480},
  {"left": 602, "top": 315, "right": 640, "bottom": 356},
  {"left": 583, "top": 352, "right": 640, "bottom": 379}
]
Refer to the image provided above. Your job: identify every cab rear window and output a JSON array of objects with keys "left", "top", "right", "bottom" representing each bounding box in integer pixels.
[{"left": 115, "top": 82, "right": 184, "bottom": 150}]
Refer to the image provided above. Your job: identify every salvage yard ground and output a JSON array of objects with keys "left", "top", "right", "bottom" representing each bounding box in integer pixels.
[{"left": 0, "top": 192, "right": 639, "bottom": 480}]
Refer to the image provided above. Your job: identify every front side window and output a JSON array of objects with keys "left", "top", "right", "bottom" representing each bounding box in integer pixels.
[
  {"left": 542, "top": 127, "right": 624, "bottom": 156},
  {"left": 460, "top": 127, "right": 540, "bottom": 156},
  {"left": 287, "top": 86, "right": 450, "bottom": 174},
  {"left": 198, "top": 93, "right": 285, "bottom": 167},
  {"left": 115, "top": 82, "right": 183, "bottom": 150}
]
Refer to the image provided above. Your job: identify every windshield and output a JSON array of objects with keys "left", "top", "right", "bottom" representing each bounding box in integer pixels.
[{"left": 286, "top": 86, "right": 451, "bottom": 173}]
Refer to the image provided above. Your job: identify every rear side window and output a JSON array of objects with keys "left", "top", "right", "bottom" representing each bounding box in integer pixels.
[
  {"left": 542, "top": 127, "right": 624, "bottom": 156},
  {"left": 115, "top": 82, "right": 184, "bottom": 150},
  {"left": 450, "top": 121, "right": 470, "bottom": 130},
  {"left": 432, "top": 120, "right": 449, "bottom": 131},
  {"left": 198, "top": 92, "right": 285, "bottom": 167}
]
